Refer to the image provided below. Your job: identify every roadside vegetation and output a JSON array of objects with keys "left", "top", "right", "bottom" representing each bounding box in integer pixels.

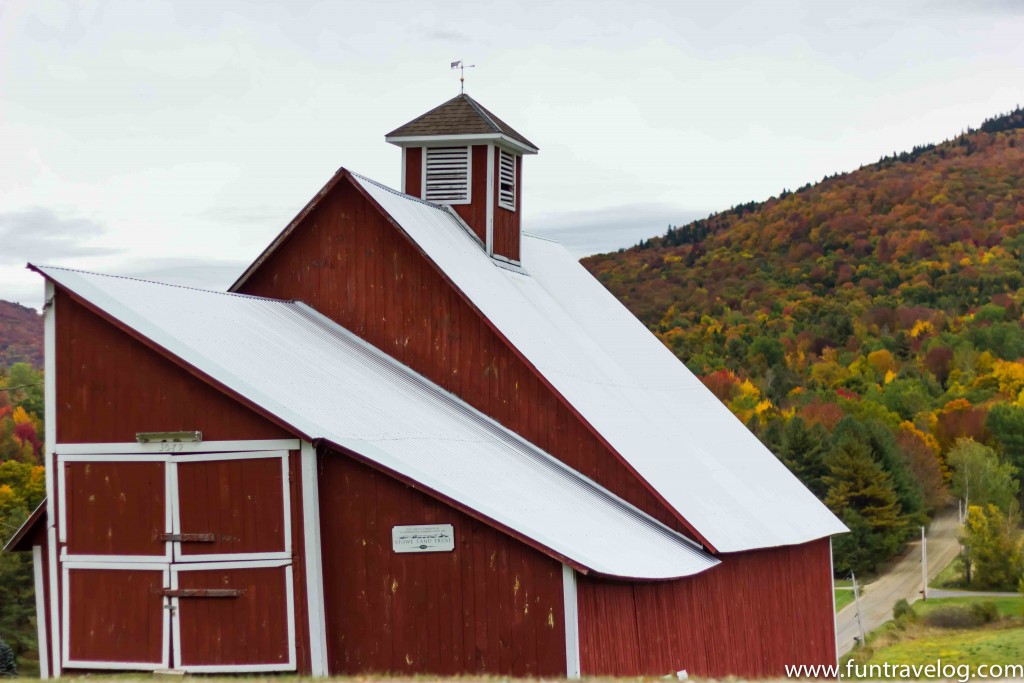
[{"left": 835, "top": 578, "right": 866, "bottom": 612}]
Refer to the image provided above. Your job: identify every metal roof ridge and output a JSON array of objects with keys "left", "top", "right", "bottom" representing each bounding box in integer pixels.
[
  {"left": 349, "top": 172, "right": 450, "bottom": 212},
  {"left": 521, "top": 231, "right": 562, "bottom": 244},
  {"left": 29, "top": 263, "right": 293, "bottom": 303}
]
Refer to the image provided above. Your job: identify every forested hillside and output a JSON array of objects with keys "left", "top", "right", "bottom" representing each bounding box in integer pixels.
[
  {"left": 0, "top": 302, "right": 42, "bottom": 369},
  {"left": 0, "top": 363, "right": 45, "bottom": 674},
  {"left": 585, "top": 108, "right": 1024, "bottom": 578},
  {"left": 0, "top": 294, "right": 45, "bottom": 673}
]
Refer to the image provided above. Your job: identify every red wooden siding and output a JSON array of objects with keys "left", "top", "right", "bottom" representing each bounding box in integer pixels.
[
  {"left": 64, "top": 461, "right": 165, "bottom": 556},
  {"left": 175, "top": 565, "right": 293, "bottom": 667},
  {"left": 404, "top": 147, "right": 422, "bottom": 198},
  {"left": 577, "top": 538, "right": 836, "bottom": 678},
  {"left": 451, "top": 144, "right": 488, "bottom": 243},
  {"left": 66, "top": 567, "right": 166, "bottom": 664},
  {"left": 318, "top": 448, "right": 566, "bottom": 676},
  {"left": 236, "top": 176, "right": 693, "bottom": 539},
  {"left": 177, "top": 457, "right": 286, "bottom": 557},
  {"left": 54, "top": 290, "right": 290, "bottom": 443},
  {"left": 492, "top": 152, "right": 521, "bottom": 262}
]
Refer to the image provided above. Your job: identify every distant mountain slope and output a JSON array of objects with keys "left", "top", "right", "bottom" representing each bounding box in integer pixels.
[
  {"left": 0, "top": 300, "right": 43, "bottom": 368},
  {"left": 584, "top": 108, "right": 1024, "bottom": 351},
  {"left": 582, "top": 108, "right": 1024, "bottom": 576}
]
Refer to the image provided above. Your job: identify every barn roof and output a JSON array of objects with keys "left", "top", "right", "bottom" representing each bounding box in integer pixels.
[
  {"left": 385, "top": 94, "right": 538, "bottom": 153},
  {"left": 33, "top": 264, "right": 718, "bottom": 580},
  {"left": 350, "top": 173, "right": 848, "bottom": 553},
  {"left": 3, "top": 499, "right": 46, "bottom": 552}
]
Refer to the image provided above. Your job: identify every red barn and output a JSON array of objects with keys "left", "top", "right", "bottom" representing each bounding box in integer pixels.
[{"left": 7, "top": 93, "right": 845, "bottom": 678}]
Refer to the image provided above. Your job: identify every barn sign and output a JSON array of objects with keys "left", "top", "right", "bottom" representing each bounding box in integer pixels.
[{"left": 391, "top": 524, "right": 454, "bottom": 553}]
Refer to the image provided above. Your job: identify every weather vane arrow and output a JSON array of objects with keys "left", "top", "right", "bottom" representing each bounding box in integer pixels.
[{"left": 451, "top": 59, "right": 475, "bottom": 94}]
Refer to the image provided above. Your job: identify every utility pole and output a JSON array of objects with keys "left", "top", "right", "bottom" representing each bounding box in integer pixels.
[
  {"left": 921, "top": 525, "right": 928, "bottom": 601},
  {"left": 851, "top": 572, "right": 866, "bottom": 646}
]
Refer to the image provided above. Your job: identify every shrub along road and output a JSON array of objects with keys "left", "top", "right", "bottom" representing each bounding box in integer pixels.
[{"left": 836, "top": 509, "right": 961, "bottom": 655}]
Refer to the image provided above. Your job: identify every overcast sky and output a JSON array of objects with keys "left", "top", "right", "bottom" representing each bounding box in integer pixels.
[{"left": 1, "top": 0, "right": 1022, "bottom": 309}]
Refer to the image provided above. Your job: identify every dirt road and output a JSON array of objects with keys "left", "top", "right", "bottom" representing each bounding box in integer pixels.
[{"left": 835, "top": 509, "right": 961, "bottom": 655}]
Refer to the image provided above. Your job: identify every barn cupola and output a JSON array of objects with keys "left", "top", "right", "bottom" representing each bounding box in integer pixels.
[{"left": 385, "top": 94, "right": 538, "bottom": 264}]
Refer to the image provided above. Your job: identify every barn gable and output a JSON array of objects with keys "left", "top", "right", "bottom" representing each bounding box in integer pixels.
[
  {"left": 231, "top": 172, "right": 692, "bottom": 538},
  {"left": 230, "top": 163, "right": 845, "bottom": 553},
  {"left": 54, "top": 289, "right": 291, "bottom": 443}
]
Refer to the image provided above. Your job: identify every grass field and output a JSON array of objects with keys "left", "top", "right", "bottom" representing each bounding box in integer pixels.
[
  {"left": 867, "top": 625, "right": 1024, "bottom": 666},
  {"left": 834, "top": 579, "right": 860, "bottom": 612},
  {"left": 916, "top": 596, "right": 1024, "bottom": 617},
  {"left": 848, "top": 595, "right": 1024, "bottom": 671}
]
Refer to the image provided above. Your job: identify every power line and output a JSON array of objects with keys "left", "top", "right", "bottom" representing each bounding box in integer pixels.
[{"left": 0, "top": 382, "right": 43, "bottom": 393}]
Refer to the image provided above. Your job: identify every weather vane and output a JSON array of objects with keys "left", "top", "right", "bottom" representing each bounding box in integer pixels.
[{"left": 451, "top": 59, "right": 475, "bottom": 94}]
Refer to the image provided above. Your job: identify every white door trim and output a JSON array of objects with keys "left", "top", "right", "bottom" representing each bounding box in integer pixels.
[
  {"left": 55, "top": 438, "right": 299, "bottom": 455},
  {"left": 61, "top": 561, "right": 171, "bottom": 671},
  {"left": 43, "top": 280, "right": 61, "bottom": 677},
  {"left": 32, "top": 545, "right": 50, "bottom": 679},
  {"left": 58, "top": 451, "right": 291, "bottom": 563},
  {"left": 170, "top": 560, "right": 296, "bottom": 673},
  {"left": 562, "top": 564, "right": 581, "bottom": 679},
  {"left": 56, "top": 453, "right": 173, "bottom": 560},
  {"left": 172, "top": 450, "right": 292, "bottom": 563},
  {"left": 301, "top": 441, "right": 329, "bottom": 676}
]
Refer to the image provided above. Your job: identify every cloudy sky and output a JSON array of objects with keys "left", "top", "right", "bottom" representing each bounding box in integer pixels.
[{"left": 1, "top": 0, "right": 1022, "bottom": 309}]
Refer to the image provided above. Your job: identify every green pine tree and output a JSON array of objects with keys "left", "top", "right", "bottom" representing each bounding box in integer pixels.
[
  {"left": 0, "top": 637, "right": 15, "bottom": 677},
  {"left": 824, "top": 436, "right": 904, "bottom": 574},
  {"left": 777, "top": 417, "right": 829, "bottom": 498}
]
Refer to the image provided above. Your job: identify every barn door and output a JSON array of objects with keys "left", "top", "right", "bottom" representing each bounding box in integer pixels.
[
  {"left": 168, "top": 451, "right": 296, "bottom": 673},
  {"left": 58, "top": 448, "right": 296, "bottom": 673},
  {"left": 59, "top": 456, "right": 172, "bottom": 670}
]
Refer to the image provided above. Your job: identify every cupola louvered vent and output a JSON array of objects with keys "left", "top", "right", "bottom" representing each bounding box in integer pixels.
[
  {"left": 498, "top": 149, "right": 516, "bottom": 211},
  {"left": 424, "top": 146, "right": 471, "bottom": 204}
]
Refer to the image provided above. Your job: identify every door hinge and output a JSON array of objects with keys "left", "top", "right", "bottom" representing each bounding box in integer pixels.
[
  {"left": 157, "top": 533, "right": 215, "bottom": 543},
  {"left": 162, "top": 588, "right": 243, "bottom": 598}
]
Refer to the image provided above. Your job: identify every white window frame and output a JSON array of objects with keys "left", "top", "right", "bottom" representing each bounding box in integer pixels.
[
  {"left": 422, "top": 145, "right": 472, "bottom": 205},
  {"left": 498, "top": 148, "right": 516, "bottom": 212}
]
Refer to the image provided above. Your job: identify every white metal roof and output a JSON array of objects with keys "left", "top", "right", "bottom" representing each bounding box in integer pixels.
[
  {"left": 37, "top": 265, "right": 718, "bottom": 580},
  {"left": 353, "top": 174, "right": 847, "bottom": 553}
]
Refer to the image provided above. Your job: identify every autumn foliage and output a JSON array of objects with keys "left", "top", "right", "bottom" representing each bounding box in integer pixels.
[
  {"left": 585, "top": 108, "right": 1024, "bottom": 574},
  {"left": 0, "top": 362, "right": 46, "bottom": 672}
]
